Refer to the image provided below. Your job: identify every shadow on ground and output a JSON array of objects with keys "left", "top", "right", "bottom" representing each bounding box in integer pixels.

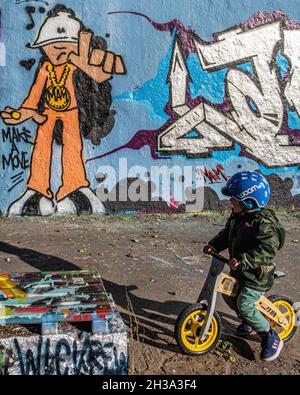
[
  {"left": 105, "top": 280, "right": 258, "bottom": 360},
  {"left": 0, "top": 241, "right": 79, "bottom": 271}
]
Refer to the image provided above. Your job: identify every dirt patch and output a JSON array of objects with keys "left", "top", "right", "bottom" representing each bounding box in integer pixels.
[{"left": 0, "top": 212, "right": 299, "bottom": 375}]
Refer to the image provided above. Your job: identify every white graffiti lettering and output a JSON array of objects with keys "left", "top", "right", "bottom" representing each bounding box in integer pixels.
[
  {"left": 0, "top": 334, "right": 128, "bottom": 375},
  {"left": 283, "top": 31, "right": 300, "bottom": 117},
  {"left": 0, "top": 43, "right": 6, "bottom": 67},
  {"left": 158, "top": 20, "right": 300, "bottom": 167}
]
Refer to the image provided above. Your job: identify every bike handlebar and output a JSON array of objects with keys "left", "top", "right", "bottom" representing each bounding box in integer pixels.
[{"left": 211, "top": 251, "right": 230, "bottom": 264}]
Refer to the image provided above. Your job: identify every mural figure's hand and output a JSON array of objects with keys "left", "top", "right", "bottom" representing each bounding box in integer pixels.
[
  {"left": 69, "top": 31, "right": 126, "bottom": 83},
  {"left": 1, "top": 107, "right": 47, "bottom": 125},
  {"left": 90, "top": 49, "right": 126, "bottom": 75}
]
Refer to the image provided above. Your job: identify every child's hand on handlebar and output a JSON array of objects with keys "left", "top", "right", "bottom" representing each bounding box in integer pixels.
[
  {"left": 203, "top": 244, "right": 216, "bottom": 255},
  {"left": 229, "top": 258, "right": 240, "bottom": 271}
]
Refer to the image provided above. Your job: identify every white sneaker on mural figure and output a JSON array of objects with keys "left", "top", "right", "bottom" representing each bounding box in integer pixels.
[
  {"left": 7, "top": 189, "right": 35, "bottom": 216},
  {"left": 79, "top": 187, "right": 106, "bottom": 214},
  {"left": 56, "top": 188, "right": 106, "bottom": 215},
  {"left": 7, "top": 189, "right": 55, "bottom": 216},
  {"left": 56, "top": 196, "right": 77, "bottom": 215},
  {"left": 39, "top": 196, "right": 56, "bottom": 216}
]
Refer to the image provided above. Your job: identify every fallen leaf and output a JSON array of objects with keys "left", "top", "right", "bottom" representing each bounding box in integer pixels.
[{"left": 126, "top": 253, "right": 136, "bottom": 258}]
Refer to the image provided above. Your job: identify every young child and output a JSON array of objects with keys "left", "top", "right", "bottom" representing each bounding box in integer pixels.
[{"left": 203, "top": 171, "right": 285, "bottom": 362}]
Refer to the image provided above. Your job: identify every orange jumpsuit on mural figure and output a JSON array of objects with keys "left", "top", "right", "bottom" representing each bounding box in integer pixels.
[
  {"left": 1, "top": 8, "right": 125, "bottom": 215},
  {"left": 22, "top": 61, "right": 89, "bottom": 202}
]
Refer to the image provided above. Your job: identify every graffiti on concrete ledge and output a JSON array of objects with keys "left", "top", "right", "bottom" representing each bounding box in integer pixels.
[
  {"left": 0, "top": 270, "right": 128, "bottom": 375},
  {"left": 0, "top": 333, "right": 128, "bottom": 375},
  {"left": 0, "top": 271, "right": 114, "bottom": 325}
]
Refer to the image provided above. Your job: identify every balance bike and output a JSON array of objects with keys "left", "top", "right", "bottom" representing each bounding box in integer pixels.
[{"left": 175, "top": 252, "right": 298, "bottom": 355}]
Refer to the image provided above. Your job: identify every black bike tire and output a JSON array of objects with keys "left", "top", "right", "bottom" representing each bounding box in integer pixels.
[
  {"left": 174, "top": 303, "right": 222, "bottom": 356},
  {"left": 268, "top": 294, "right": 298, "bottom": 343}
]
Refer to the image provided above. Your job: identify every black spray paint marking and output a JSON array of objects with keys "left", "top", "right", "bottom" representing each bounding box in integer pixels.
[
  {"left": 19, "top": 59, "right": 36, "bottom": 70},
  {"left": 8, "top": 172, "right": 25, "bottom": 192},
  {"left": 55, "top": 339, "right": 71, "bottom": 376},
  {"left": 14, "top": 337, "right": 43, "bottom": 375},
  {"left": 25, "top": 5, "right": 46, "bottom": 30},
  {"left": 2, "top": 127, "right": 33, "bottom": 189},
  {"left": 7, "top": 337, "right": 127, "bottom": 375}
]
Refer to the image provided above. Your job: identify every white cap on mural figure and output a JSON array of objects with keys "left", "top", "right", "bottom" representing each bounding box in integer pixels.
[{"left": 30, "top": 11, "right": 81, "bottom": 48}]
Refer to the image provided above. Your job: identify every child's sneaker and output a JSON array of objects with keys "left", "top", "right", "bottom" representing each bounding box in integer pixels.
[
  {"left": 236, "top": 321, "right": 253, "bottom": 336},
  {"left": 259, "top": 329, "right": 284, "bottom": 361}
]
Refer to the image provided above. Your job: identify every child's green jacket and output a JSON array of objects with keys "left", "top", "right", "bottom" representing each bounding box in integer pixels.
[{"left": 209, "top": 208, "right": 285, "bottom": 292}]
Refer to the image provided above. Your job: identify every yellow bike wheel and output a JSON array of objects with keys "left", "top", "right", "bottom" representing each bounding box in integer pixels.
[
  {"left": 268, "top": 295, "right": 298, "bottom": 343},
  {"left": 175, "top": 304, "right": 221, "bottom": 356}
]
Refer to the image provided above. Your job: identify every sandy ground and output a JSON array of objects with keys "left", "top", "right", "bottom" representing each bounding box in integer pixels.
[{"left": 0, "top": 211, "right": 299, "bottom": 375}]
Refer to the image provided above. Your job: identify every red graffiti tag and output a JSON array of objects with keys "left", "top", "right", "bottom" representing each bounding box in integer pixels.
[{"left": 200, "top": 164, "right": 228, "bottom": 183}]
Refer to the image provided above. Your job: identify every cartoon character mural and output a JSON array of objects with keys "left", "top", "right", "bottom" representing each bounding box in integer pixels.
[{"left": 1, "top": 4, "right": 125, "bottom": 216}]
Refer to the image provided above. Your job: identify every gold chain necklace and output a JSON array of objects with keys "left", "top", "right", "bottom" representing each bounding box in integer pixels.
[{"left": 45, "top": 63, "right": 71, "bottom": 111}]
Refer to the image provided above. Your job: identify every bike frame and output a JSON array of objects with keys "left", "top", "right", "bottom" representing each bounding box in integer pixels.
[{"left": 196, "top": 253, "right": 289, "bottom": 341}]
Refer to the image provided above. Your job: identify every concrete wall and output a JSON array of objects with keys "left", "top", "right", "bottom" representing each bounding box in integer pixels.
[{"left": 1, "top": 0, "right": 300, "bottom": 216}]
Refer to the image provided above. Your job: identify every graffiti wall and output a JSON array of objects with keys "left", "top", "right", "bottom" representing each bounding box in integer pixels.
[{"left": 1, "top": 0, "right": 300, "bottom": 215}]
